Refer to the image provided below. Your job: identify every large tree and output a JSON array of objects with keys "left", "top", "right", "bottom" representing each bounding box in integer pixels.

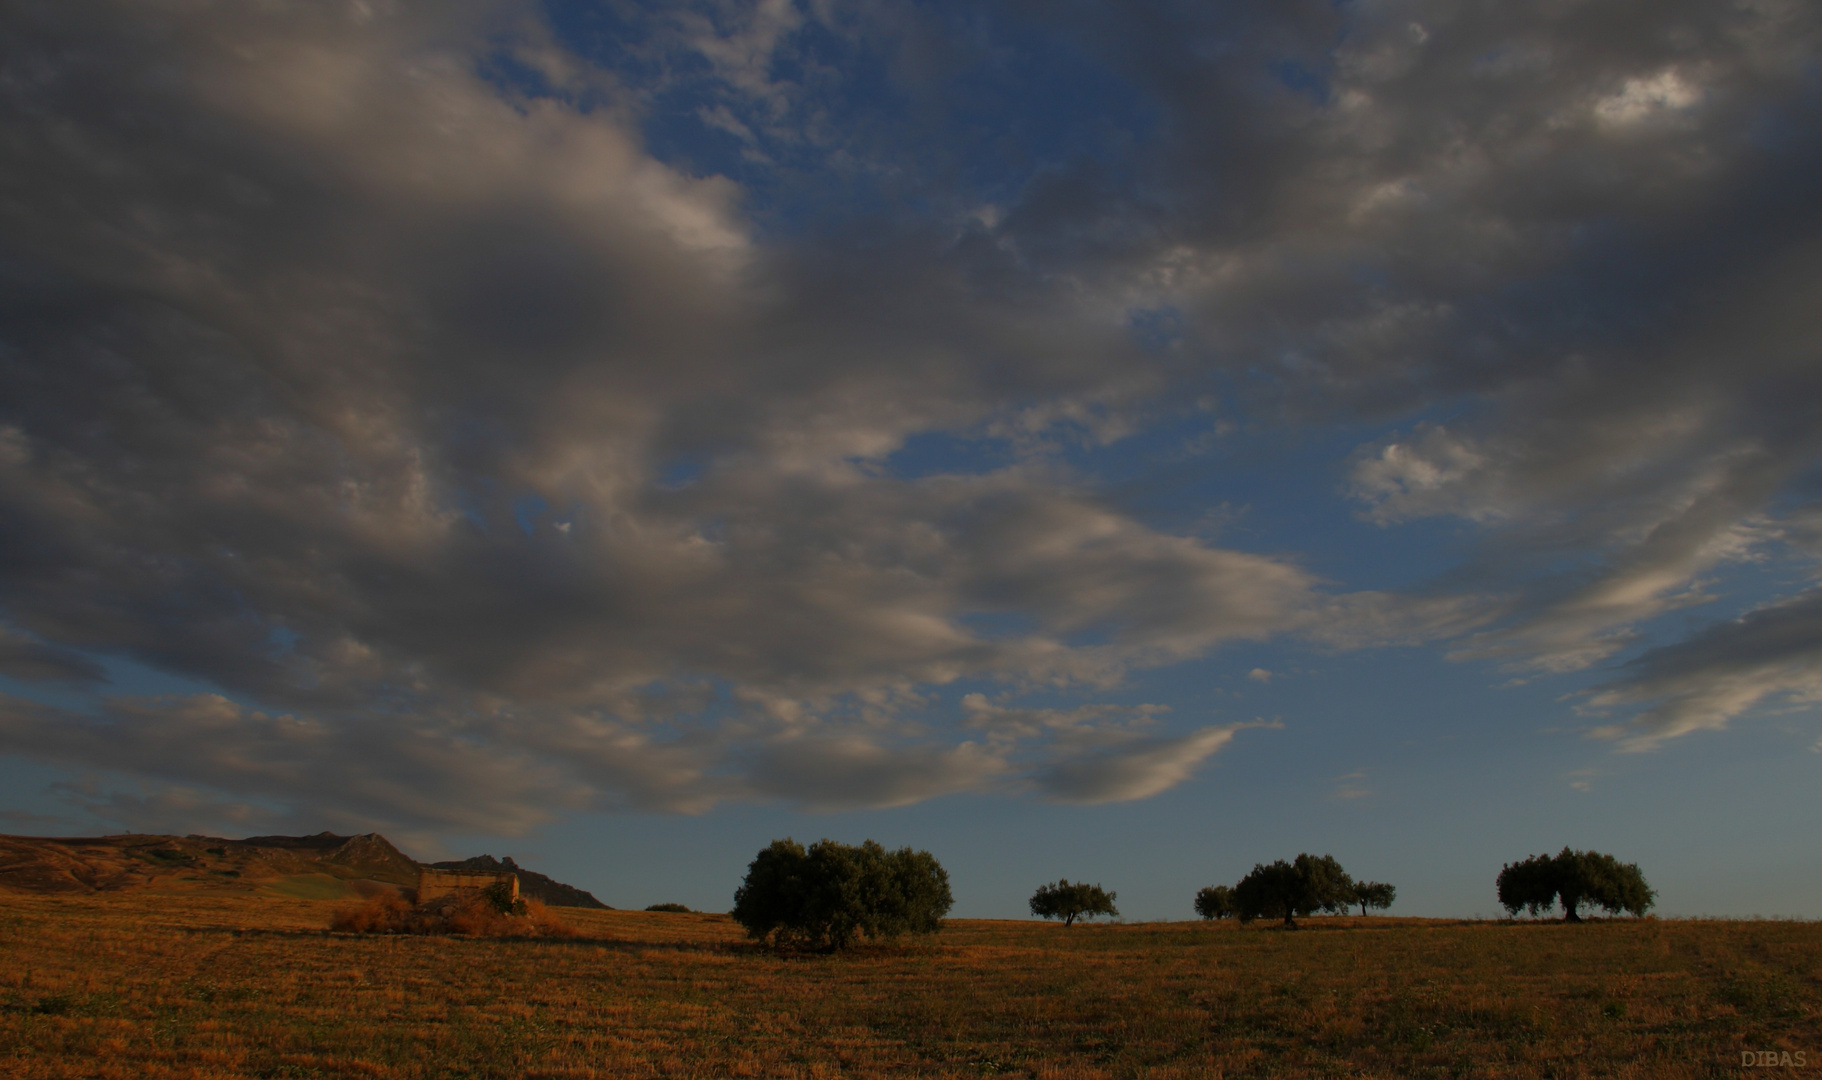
[
  {"left": 1029, "top": 879, "right": 1119, "bottom": 927},
  {"left": 1496, "top": 848, "right": 1654, "bottom": 921},
  {"left": 1233, "top": 854, "right": 1356, "bottom": 926},
  {"left": 732, "top": 838, "right": 953, "bottom": 949}
]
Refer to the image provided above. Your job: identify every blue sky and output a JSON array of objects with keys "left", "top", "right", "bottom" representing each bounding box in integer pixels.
[{"left": 1, "top": 0, "right": 1820, "bottom": 919}]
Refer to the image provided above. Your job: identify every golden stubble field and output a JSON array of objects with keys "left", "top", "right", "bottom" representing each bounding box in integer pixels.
[{"left": 0, "top": 890, "right": 1815, "bottom": 1079}]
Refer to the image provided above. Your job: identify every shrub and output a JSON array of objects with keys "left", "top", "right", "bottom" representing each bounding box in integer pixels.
[
  {"left": 331, "top": 890, "right": 572, "bottom": 937},
  {"left": 732, "top": 838, "right": 952, "bottom": 950},
  {"left": 645, "top": 903, "right": 692, "bottom": 913},
  {"left": 331, "top": 892, "right": 413, "bottom": 933},
  {"left": 482, "top": 880, "right": 528, "bottom": 916},
  {"left": 1030, "top": 880, "right": 1119, "bottom": 926}
]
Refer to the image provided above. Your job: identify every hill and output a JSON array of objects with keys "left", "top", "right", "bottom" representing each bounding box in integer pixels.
[
  {"left": 427, "top": 854, "right": 609, "bottom": 909},
  {"left": 0, "top": 832, "right": 606, "bottom": 907},
  {"left": 0, "top": 831, "right": 419, "bottom": 898}
]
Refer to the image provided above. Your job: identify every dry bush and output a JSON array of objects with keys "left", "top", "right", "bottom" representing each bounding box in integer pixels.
[
  {"left": 329, "top": 891, "right": 412, "bottom": 933},
  {"left": 331, "top": 890, "right": 574, "bottom": 937}
]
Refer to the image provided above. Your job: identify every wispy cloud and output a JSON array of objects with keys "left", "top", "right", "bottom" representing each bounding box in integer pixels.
[
  {"left": 1330, "top": 770, "right": 1372, "bottom": 801},
  {"left": 1031, "top": 721, "right": 1281, "bottom": 805},
  {"left": 1582, "top": 590, "right": 1822, "bottom": 751}
]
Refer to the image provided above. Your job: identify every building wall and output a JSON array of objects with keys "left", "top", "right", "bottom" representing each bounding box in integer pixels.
[{"left": 416, "top": 869, "right": 518, "bottom": 904}]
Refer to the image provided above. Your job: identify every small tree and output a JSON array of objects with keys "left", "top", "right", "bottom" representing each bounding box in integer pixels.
[
  {"left": 1029, "top": 879, "right": 1118, "bottom": 926},
  {"left": 1352, "top": 881, "right": 1396, "bottom": 916},
  {"left": 1496, "top": 847, "right": 1653, "bottom": 921},
  {"left": 1194, "top": 884, "right": 1236, "bottom": 920},
  {"left": 1233, "top": 854, "right": 1356, "bottom": 927},
  {"left": 732, "top": 838, "right": 953, "bottom": 949}
]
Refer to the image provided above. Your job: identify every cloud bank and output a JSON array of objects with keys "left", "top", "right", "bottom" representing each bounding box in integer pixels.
[{"left": 2, "top": 0, "right": 1819, "bottom": 834}]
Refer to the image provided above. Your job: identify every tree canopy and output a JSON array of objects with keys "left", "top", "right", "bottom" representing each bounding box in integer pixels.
[
  {"left": 1352, "top": 881, "right": 1396, "bottom": 916},
  {"left": 1193, "top": 884, "right": 1236, "bottom": 920},
  {"left": 1233, "top": 853, "right": 1357, "bottom": 926},
  {"left": 1496, "top": 848, "right": 1654, "bottom": 921},
  {"left": 1029, "top": 880, "right": 1118, "bottom": 926},
  {"left": 731, "top": 838, "right": 953, "bottom": 949}
]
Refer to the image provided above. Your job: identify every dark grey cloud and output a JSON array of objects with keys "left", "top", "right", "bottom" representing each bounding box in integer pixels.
[
  {"left": 0, "top": 691, "right": 587, "bottom": 836},
  {"left": 0, "top": 626, "right": 106, "bottom": 685}
]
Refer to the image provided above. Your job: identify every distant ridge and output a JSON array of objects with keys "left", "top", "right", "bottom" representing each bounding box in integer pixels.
[
  {"left": 0, "top": 831, "right": 418, "bottom": 896},
  {"left": 243, "top": 831, "right": 421, "bottom": 883},
  {"left": 427, "top": 854, "right": 610, "bottom": 909},
  {"left": 0, "top": 832, "right": 603, "bottom": 908}
]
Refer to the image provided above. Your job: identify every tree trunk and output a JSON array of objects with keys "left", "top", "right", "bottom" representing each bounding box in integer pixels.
[{"left": 1063, "top": 912, "right": 1075, "bottom": 927}]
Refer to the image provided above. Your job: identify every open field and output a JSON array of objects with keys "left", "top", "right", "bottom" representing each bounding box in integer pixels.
[{"left": 1, "top": 891, "right": 1815, "bottom": 1079}]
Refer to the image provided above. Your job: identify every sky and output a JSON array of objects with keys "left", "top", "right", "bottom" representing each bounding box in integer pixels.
[{"left": 1, "top": 0, "right": 1819, "bottom": 920}]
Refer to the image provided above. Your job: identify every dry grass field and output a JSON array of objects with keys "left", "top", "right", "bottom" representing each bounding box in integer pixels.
[{"left": 0, "top": 889, "right": 1815, "bottom": 1079}]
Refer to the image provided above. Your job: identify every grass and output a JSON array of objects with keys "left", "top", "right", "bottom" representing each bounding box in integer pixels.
[{"left": 0, "top": 891, "right": 1815, "bottom": 1078}]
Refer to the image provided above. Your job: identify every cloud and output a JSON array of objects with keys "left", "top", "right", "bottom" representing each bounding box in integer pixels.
[
  {"left": 48, "top": 778, "right": 289, "bottom": 839},
  {"left": 1030, "top": 722, "right": 1274, "bottom": 805},
  {"left": 1247, "top": 668, "right": 1272, "bottom": 684},
  {"left": 744, "top": 736, "right": 1010, "bottom": 812},
  {"left": 0, "top": 626, "right": 107, "bottom": 686},
  {"left": 0, "top": 691, "right": 596, "bottom": 835},
  {"left": 1328, "top": 769, "right": 1371, "bottom": 801},
  {"left": 1353, "top": 412, "right": 1786, "bottom": 673},
  {"left": 1582, "top": 590, "right": 1822, "bottom": 751},
  {"left": 1, "top": 0, "right": 1820, "bottom": 836}
]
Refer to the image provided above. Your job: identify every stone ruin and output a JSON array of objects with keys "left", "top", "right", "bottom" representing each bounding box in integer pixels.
[
  {"left": 416, "top": 867, "right": 518, "bottom": 905},
  {"left": 333, "top": 867, "right": 566, "bottom": 935}
]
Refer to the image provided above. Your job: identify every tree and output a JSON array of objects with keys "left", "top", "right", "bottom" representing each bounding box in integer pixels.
[
  {"left": 1352, "top": 881, "right": 1396, "bottom": 916},
  {"left": 1496, "top": 848, "right": 1654, "bottom": 921},
  {"left": 1029, "top": 879, "right": 1119, "bottom": 926},
  {"left": 1194, "top": 884, "right": 1236, "bottom": 920},
  {"left": 1233, "top": 853, "right": 1356, "bottom": 926},
  {"left": 731, "top": 838, "right": 953, "bottom": 949},
  {"left": 1495, "top": 853, "right": 1559, "bottom": 918}
]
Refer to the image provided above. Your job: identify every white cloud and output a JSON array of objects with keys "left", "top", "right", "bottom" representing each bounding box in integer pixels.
[
  {"left": 1350, "top": 426, "right": 1494, "bottom": 525},
  {"left": 1592, "top": 70, "right": 1704, "bottom": 126}
]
